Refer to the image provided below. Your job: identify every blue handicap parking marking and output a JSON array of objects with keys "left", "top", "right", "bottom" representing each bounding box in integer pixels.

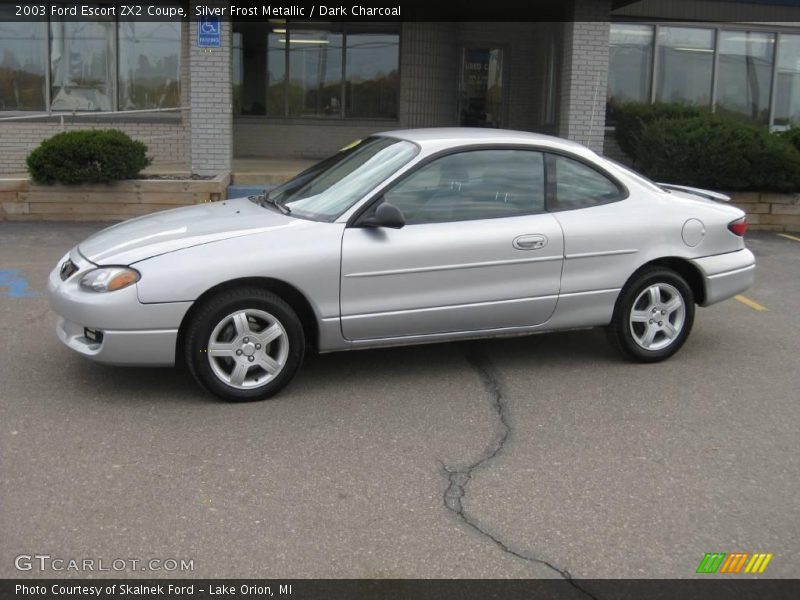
[{"left": 0, "top": 269, "right": 40, "bottom": 298}]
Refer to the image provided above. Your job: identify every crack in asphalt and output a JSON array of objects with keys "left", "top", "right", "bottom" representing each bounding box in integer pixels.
[{"left": 440, "top": 349, "right": 599, "bottom": 600}]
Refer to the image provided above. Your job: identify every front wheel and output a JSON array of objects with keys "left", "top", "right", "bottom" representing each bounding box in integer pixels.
[
  {"left": 607, "top": 268, "right": 695, "bottom": 363},
  {"left": 184, "top": 287, "right": 305, "bottom": 401}
]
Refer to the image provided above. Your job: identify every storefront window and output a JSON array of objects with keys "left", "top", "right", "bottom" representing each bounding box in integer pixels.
[
  {"left": 118, "top": 22, "right": 180, "bottom": 110},
  {"left": 773, "top": 34, "right": 800, "bottom": 128},
  {"left": 232, "top": 31, "right": 243, "bottom": 114},
  {"left": 608, "top": 24, "right": 653, "bottom": 117},
  {"left": 287, "top": 25, "right": 343, "bottom": 117},
  {"left": 2, "top": 16, "right": 182, "bottom": 114},
  {"left": 232, "top": 22, "right": 400, "bottom": 119},
  {"left": 267, "top": 27, "right": 286, "bottom": 115},
  {"left": 50, "top": 19, "right": 114, "bottom": 111},
  {"left": 0, "top": 21, "right": 47, "bottom": 110},
  {"left": 460, "top": 47, "right": 504, "bottom": 128},
  {"left": 345, "top": 27, "right": 399, "bottom": 119},
  {"left": 716, "top": 30, "right": 775, "bottom": 125},
  {"left": 608, "top": 23, "right": 799, "bottom": 129},
  {"left": 655, "top": 26, "right": 714, "bottom": 107}
]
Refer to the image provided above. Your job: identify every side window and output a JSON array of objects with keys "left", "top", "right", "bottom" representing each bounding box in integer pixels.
[
  {"left": 550, "top": 155, "right": 622, "bottom": 210},
  {"left": 381, "top": 149, "right": 545, "bottom": 225}
]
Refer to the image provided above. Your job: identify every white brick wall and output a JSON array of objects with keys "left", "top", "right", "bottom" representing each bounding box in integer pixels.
[
  {"left": 0, "top": 120, "right": 188, "bottom": 175},
  {"left": 188, "top": 1, "right": 232, "bottom": 176},
  {"left": 399, "top": 22, "right": 459, "bottom": 128},
  {"left": 558, "top": 0, "right": 611, "bottom": 153}
]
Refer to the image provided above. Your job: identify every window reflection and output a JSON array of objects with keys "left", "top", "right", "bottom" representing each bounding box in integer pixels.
[
  {"left": 118, "top": 22, "right": 180, "bottom": 110},
  {"left": 608, "top": 24, "right": 653, "bottom": 116},
  {"left": 655, "top": 27, "right": 714, "bottom": 106},
  {"left": 345, "top": 28, "right": 399, "bottom": 119},
  {"left": 288, "top": 25, "right": 343, "bottom": 117},
  {"left": 773, "top": 34, "right": 800, "bottom": 128},
  {"left": 267, "top": 28, "right": 286, "bottom": 115},
  {"left": 50, "top": 19, "right": 114, "bottom": 111},
  {"left": 231, "top": 22, "right": 400, "bottom": 119},
  {"left": 717, "top": 31, "right": 775, "bottom": 125},
  {"left": 384, "top": 150, "right": 546, "bottom": 224},
  {"left": 0, "top": 21, "right": 46, "bottom": 110}
]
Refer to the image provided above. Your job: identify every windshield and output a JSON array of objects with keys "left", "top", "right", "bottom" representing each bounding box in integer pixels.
[{"left": 269, "top": 137, "right": 419, "bottom": 221}]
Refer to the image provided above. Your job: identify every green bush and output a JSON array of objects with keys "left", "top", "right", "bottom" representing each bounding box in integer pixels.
[
  {"left": 636, "top": 115, "right": 800, "bottom": 192},
  {"left": 778, "top": 127, "right": 800, "bottom": 154},
  {"left": 26, "top": 129, "right": 151, "bottom": 184},
  {"left": 613, "top": 102, "right": 704, "bottom": 160}
]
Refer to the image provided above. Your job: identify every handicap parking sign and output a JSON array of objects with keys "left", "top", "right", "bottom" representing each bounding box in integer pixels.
[{"left": 198, "top": 16, "right": 221, "bottom": 48}]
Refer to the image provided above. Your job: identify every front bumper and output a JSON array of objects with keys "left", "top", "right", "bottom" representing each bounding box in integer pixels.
[
  {"left": 47, "top": 249, "right": 192, "bottom": 366},
  {"left": 690, "top": 248, "right": 756, "bottom": 307}
]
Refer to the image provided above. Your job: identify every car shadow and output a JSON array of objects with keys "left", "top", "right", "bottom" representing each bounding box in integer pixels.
[{"left": 62, "top": 327, "right": 619, "bottom": 406}]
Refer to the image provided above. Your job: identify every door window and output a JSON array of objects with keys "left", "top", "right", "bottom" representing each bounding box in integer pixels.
[
  {"left": 549, "top": 155, "right": 623, "bottom": 210},
  {"left": 382, "top": 150, "right": 545, "bottom": 225}
]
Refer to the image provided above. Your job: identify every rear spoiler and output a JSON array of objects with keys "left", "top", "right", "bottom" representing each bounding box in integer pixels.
[{"left": 657, "top": 183, "right": 731, "bottom": 203}]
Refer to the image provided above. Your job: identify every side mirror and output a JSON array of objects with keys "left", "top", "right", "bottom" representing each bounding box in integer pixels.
[{"left": 361, "top": 201, "right": 405, "bottom": 229}]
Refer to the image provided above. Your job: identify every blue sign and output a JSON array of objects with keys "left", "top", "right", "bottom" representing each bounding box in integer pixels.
[{"left": 198, "top": 16, "right": 221, "bottom": 48}]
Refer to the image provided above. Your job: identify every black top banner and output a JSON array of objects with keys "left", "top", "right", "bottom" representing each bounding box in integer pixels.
[{"left": 1, "top": 0, "right": 800, "bottom": 22}]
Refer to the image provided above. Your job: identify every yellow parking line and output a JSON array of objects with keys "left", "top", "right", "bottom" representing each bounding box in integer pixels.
[
  {"left": 777, "top": 233, "right": 800, "bottom": 242},
  {"left": 735, "top": 295, "right": 768, "bottom": 311}
]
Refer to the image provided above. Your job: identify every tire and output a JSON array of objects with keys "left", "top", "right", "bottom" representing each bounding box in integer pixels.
[
  {"left": 184, "top": 287, "right": 305, "bottom": 402},
  {"left": 607, "top": 267, "right": 695, "bottom": 363}
]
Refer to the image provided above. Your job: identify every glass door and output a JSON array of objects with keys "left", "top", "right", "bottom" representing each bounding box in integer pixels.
[{"left": 460, "top": 47, "right": 504, "bottom": 128}]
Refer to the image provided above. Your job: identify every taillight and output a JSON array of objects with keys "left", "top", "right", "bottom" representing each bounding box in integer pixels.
[{"left": 728, "top": 217, "right": 747, "bottom": 236}]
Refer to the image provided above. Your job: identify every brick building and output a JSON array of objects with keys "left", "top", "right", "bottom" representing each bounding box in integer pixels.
[{"left": 1, "top": 0, "right": 799, "bottom": 177}]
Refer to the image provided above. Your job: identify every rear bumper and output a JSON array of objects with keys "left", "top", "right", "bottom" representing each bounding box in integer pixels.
[{"left": 690, "top": 248, "right": 756, "bottom": 307}]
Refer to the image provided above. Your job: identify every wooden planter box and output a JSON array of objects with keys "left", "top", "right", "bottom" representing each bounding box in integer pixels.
[{"left": 0, "top": 174, "right": 230, "bottom": 221}]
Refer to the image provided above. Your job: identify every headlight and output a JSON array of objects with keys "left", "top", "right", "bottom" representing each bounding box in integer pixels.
[{"left": 79, "top": 267, "right": 140, "bottom": 293}]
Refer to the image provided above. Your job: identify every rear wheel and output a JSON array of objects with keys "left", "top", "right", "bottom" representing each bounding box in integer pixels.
[
  {"left": 184, "top": 287, "right": 305, "bottom": 401},
  {"left": 608, "top": 268, "right": 695, "bottom": 362}
]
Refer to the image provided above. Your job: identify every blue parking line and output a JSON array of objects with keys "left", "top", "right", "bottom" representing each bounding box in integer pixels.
[{"left": 0, "top": 269, "right": 39, "bottom": 298}]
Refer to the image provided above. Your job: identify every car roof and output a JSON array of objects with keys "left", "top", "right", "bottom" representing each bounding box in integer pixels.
[{"left": 377, "top": 127, "right": 591, "bottom": 154}]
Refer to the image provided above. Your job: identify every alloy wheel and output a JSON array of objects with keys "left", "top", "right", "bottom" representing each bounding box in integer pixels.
[
  {"left": 207, "top": 309, "right": 289, "bottom": 389},
  {"left": 629, "top": 283, "right": 686, "bottom": 351}
]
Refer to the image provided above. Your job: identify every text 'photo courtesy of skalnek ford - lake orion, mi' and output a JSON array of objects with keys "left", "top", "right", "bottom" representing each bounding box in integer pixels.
[{"left": 1, "top": 1, "right": 799, "bottom": 599}]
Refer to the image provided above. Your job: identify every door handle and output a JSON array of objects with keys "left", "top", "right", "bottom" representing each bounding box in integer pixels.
[{"left": 513, "top": 234, "right": 547, "bottom": 250}]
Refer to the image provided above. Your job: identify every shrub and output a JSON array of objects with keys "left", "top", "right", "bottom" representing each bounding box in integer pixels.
[
  {"left": 636, "top": 115, "right": 800, "bottom": 192},
  {"left": 612, "top": 102, "right": 704, "bottom": 160},
  {"left": 778, "top": 127, "right": 800, "bottom": 154},
  {"left": 26, "top": 129, "right": 151, "bottom": 184}
]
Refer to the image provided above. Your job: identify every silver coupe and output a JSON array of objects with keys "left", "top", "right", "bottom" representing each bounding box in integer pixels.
[{"left": 47, "top": 129, "right": 756, "bottom": 401}]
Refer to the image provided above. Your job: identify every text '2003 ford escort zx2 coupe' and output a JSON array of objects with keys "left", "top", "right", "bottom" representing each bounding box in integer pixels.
[{"left": 48, "top": 129, "right": 756, "bottom": 401}]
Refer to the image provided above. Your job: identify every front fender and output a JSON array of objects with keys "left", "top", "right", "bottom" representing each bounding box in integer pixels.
[{"left": 134, "top": 220, "right": 345, "bottom": 321}]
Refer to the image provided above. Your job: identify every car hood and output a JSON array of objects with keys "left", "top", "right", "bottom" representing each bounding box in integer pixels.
[{"left": 79, "top": 197, "right": 297, "bottom": 265}]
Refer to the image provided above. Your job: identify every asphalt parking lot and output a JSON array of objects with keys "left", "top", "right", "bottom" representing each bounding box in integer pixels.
[{"left": 1, "top": 222, "right": 798, "bottom": 580}]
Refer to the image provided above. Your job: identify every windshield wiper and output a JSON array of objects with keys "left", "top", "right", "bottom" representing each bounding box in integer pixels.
[{"left": 248, "top": 191, "right": 291, "bottom": 215}]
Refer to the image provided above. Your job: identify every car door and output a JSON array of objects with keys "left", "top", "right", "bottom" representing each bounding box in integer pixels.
[
  {"left": 340, "top": 148, "right": 564, "bottom": 341},
  {"left": 546, "top": 153, "right": 647, "bottom": 298}
]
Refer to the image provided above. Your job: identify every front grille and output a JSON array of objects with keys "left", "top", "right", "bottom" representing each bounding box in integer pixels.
[{"left": 60, "top": 259, "right": 78, "bottom": 281}]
